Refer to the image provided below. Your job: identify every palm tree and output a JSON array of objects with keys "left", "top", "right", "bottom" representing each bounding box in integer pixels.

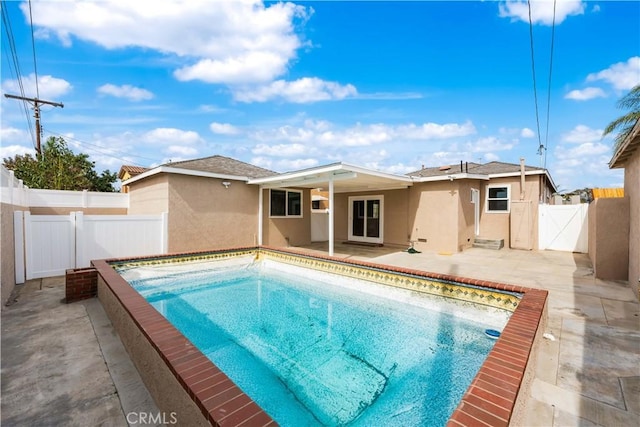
[{"left": 603, "top": 84, "right": 640, "bottom": 152}]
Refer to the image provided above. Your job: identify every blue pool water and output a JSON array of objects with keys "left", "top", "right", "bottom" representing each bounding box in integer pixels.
[{"left": 124, "top": 260, "right": 506, "bottom": 426}]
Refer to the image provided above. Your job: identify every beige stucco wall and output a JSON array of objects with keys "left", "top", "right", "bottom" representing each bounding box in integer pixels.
[
  {"left": 127, "top": 174, "right": 169, "bottom": 214},
  {"left": 457, "top": 181, "right": 476, "bottom": 251},
  {"left": 478, "top": 175, "right": 541, "bottom": 249},
  {"left": 331, "top": 189, "right": 409, "bottom": 247},
  {"left": 408, "top": 181, "right": 460, "bottom": 253},
  {"left": 1, "top": 202, "right": 18, "bottom": 307},
  {"left": 28, "top": 207, "right": 127, "bottom": 215},
  {"left": 97, "top": 277, "right": 209, "bottom": 426},
  {"left": 588, "top": 197, "right": 630, "bottom": 281},
  {"left": 168, "top": 175, "right": 259, "bottom": 252},
  {"left": 262, "top": 188, "right": 311, "bottom": 247},
  {"left": 624, "top": 149, "right": 640, "bottom": 298}
]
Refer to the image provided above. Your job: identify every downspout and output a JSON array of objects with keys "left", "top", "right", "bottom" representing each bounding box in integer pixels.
[{"left": 520, "top": 158, "right": 525, "bottom": 201}]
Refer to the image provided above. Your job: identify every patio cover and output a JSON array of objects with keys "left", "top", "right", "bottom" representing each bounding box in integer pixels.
[{"left": 248, "top": 163, "right": 414, "bottom": 256}]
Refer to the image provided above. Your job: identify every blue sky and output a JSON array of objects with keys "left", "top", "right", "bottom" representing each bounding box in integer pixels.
[{"left": 1, "top": 0, "right": 639, "bottom": 191}]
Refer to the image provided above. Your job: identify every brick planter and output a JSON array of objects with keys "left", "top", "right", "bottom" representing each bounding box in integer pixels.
[{"left": 65, "top": 268, "right": 98, "bottom": 303}]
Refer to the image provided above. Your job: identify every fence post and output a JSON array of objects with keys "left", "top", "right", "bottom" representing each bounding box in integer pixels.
[
  {"left": 23, "top": 211, "right": 33, "bottom": 280},
  {"left": 74, "top": 212, "right": 83, "bottom": 268},
  {"left": 82, "top": 190, "right": 88, "bottom": 208},
  {"left": 8, "top": 170, "right": 14, "bottom": 206},
  {"left": 161, "top": 212, "right": 169, "bottom": 253},
  {"left": 14, "top": 211, "right": 25, "bottom": 284}
]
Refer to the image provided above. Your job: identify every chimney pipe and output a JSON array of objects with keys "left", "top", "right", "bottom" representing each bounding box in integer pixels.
[
  {"left": 460, "top": 160, "right": 463, "bottom": 173},
  {"left": 465, "top": 162, "right": 468, "bottom": 173},
  {"left": 520, "top": 157, "right": 525, "bottom": 200}
]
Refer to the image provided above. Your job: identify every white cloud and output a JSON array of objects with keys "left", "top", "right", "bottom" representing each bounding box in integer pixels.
[
  {"left": 251, "top": 156, "right": 318, "bottom": 172},
  {"left": 234, "top": 78, "right": 357, "bottom": 103},
  {"left": 586, "top": 57, "right": 640, "bottom": 91},
  {"left": 484, "top": 153, "right": 500, "bottom": 162},
  {"left": 1, "top": 73, "right": 72, "bottom": 99},
  {"left": 141, "top": 128, "right": 203, "bottom": 145},
  {"left": 520, "top": 128, "right": 535, "bottom": 138},
  {"left": 498, "top": 0, "right": 585, "bottom": 25},
  {"left": 552, "top": 141, "right": 619, "bottom": 189},
  {"left": 561, "top": 125, "right": 602, "bottom": 143},
  {"left": 0, "top": 127, "right": 32, "bottom": 144},
  {"left": 250, "top": 120, "right": 476, "bottom": 148},
  {"left": 166, "top": 145, "right": 198, "bottom": 156},
  {"left": 97, "top": 84, "right": 154, "bottom": 101},
  {"left": 209, "top": 122, "right": 240, "bottom": 135},
  {"left": 564, "top": 87, "right": 607, "bottom": 101},
  {"left": 24, "top": 0, "right": 309, "bottom": 86},
  {"left": 252, "top": 143, "right": 311, "bottom": 157},
  {"left": 465, "top": 136, "right": 515, "bottom": 153},
  {"left": 0, "top": 144, "right": 35, "bottom": 159}
]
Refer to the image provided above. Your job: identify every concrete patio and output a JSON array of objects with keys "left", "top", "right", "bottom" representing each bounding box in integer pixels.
[{"left": 2, "top": 245, "right": 638, "bottom": 426}]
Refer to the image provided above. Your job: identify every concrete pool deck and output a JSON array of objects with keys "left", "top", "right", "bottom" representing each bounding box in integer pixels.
[{"left": 2, "top": 246, "right": 639, "bottom": 426}]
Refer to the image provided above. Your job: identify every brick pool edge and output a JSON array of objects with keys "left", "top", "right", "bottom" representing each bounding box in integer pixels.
[{"left": 93, "top": 246, "right": 547, "bottom": 427}]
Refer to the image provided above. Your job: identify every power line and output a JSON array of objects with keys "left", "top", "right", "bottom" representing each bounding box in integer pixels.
[
  {"left": 527, "top": 0, "right": 544, "bottom": 166},
  {"left": 44, "top": 128, "right": 163, "bottom": 166},
  {"left": 28, "top": 0, "right": 40, "bottom": 99},
  {"left": 543, "top": 0, "right": 557, "bottom": 169},
  {"left": 1, "top": 1, "right": 36, "bottom": 148}
]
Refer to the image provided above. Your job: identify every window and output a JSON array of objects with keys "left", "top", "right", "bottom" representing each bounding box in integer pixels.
[
  {"left": 270, "top": 189, "right": 302, "bottom": 217},
  {"left": 486, "top": 185, "right": 510, "bottom": 212},
  {"left": 312, "top": 200, "right": 321, "bottom": 210}
]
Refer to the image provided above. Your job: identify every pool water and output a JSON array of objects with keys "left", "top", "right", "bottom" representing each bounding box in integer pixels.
[{"left": 125, "top": 260, "right": 507, "bottom": 426}]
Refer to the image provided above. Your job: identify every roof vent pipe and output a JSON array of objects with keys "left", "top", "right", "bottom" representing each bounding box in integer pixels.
[
  {"left": 460, "top": 160, "right": 463, "bottom": 173},
  {"left": 465, "top": 162, "right": 468, "bottom": 173},
  {"left": 520, "top": 157, "right": 526, "bottom": 200}
]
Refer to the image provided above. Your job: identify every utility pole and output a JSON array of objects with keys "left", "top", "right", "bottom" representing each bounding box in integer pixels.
[{"left": 4, "top": 93, "right": 64, "bottom": 155}]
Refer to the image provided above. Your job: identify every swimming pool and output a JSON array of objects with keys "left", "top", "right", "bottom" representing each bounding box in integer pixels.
[
  {"left": 93, "top": 247, "right": 547, "bottom": 426},
  {"left": 120, "top": 255, "right": 511, "bottom": 426}
]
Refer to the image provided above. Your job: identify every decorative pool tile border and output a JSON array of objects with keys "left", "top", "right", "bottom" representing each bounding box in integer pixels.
[
  {"left": 258, "top": 248, "right": 520, "bottom": 312},
  {"left": 96, "top": 245, "right": 547, "bottom": 427}
]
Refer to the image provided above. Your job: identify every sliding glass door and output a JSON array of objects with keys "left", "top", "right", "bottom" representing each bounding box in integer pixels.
[{"left": 348, "top": 196, "right": 383, "bottom": 244}]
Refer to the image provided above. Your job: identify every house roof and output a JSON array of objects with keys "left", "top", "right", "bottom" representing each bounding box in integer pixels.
[
  {"left": 609, "top": 119, "right": 640, "bottom": 168},
  {"left": 118, "top": 165, "right": 149, "bottom": 180},
  {"left": 407, "top": 160, "right": 557, "bottom": 192},
  {"left": 122, "top": 155, "right": 277, "bottom": 186},
  {"left": 165, "top": 155, "right": 275, "bottom": 179},
  {"left": 407, "top": 161, "right": 543, "bottom": 177}
]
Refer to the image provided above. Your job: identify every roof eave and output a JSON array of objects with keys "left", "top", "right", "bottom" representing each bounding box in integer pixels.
[
  {"left": 122, "top": 166, "right": 250, "bottom": 186},
  {"left": 609, "top": 119, "right": 640, "bottom": 169}
]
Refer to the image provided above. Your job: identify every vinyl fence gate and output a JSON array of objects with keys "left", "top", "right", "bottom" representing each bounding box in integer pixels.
[
  {"left": 538, "top": 204, "right": 588, "bottom": 253},
  {"left": 14, "top": 211, "right": 168, "bottom": 282}
]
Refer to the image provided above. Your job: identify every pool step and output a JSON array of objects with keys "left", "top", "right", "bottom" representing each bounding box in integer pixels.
[{"left": 472, "top": 238, "right": 504, "bottom": 250}]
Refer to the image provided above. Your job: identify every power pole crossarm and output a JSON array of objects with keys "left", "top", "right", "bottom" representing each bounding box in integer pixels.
[
  {"left": 4, "top": 93, "right": 64, "bottom": 154},
  {"left": 4, "top": 93, "right": 64, "bottom": 108}
]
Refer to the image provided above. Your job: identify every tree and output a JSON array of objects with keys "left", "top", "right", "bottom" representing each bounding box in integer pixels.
[
  {"left": 2, "top": 136, "right": 118, "bottom": 192},
  {"left": 603, "top": 84, "right": 640, "bottom": 151}
]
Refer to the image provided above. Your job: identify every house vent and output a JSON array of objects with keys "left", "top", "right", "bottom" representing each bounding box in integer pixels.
[{"left": 439, "top": 165, "right": 451, "bottom": 171}]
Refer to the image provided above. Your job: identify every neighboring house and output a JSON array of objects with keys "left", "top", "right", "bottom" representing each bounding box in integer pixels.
[
  {"left": 609, "top": 119, "right": 640, "bottom": 299},
  {"left": 118, "top": 165, "right": 150, "bottom": 193},
  {"left": 125, "top": 155, "right": 556, "bottom": 256}
]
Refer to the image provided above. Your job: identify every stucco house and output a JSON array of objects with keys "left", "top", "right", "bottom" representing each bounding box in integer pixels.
[
  {"left": 123, "top": 156, "right": 556, "bottom": 256},
  {"left": 608, "top": 119, "right": 640, "bottom": 299}
]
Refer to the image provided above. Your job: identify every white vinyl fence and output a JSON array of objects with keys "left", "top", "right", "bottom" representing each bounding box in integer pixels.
[
  {"left": 15, "top": 211, "right": 168, "bottom": 281},
  {"left": 539, "top": 204, "right": 588, "bottom": 253}
]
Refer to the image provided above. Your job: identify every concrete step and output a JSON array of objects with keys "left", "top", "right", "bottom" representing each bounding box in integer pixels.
[{"left": 472, "top": 238, "right": 504, "bottom": 250}]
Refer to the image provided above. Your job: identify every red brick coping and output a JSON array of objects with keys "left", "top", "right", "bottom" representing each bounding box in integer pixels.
[{"left": 93, "top": 246, "right": 547, "bottom": 427}]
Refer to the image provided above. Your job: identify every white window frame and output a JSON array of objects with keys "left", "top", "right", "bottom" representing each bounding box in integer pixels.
[
  {"left": 485, "top": 184, "right": 510, "bottom": 213},
  {"left": 269, "top": 188, "right": 303, "bottom": 218}
]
